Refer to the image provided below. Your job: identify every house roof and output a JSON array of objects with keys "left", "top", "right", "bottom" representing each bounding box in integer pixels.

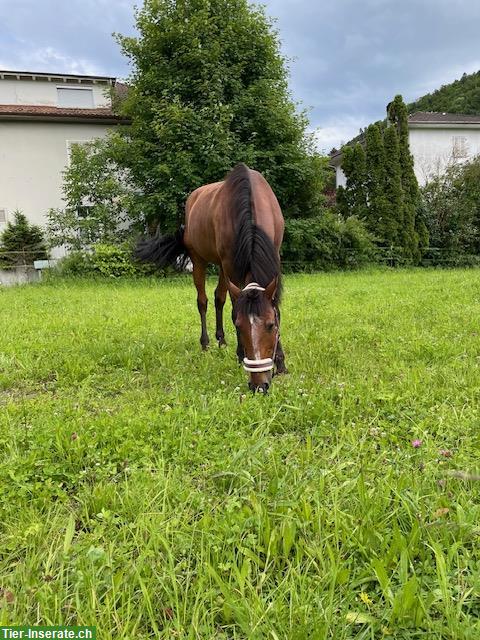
[
  {"left": 0, "top": 69, "right": 115, "bottom": 84},
  {"left": 0, "top": 104, "right": 129, "bottom": 123},
  {"left": 409, "top": 111, "right": 480, "bottom": 124},
  {"left": 329, "top": 111, "right": 480, "bottom": 160}
]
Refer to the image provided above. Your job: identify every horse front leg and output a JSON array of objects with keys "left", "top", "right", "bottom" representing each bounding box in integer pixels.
[
  {"left": 214, "top": 270, "right": 227, "bottom": 347},
  {"left": 192, "top": 258, "right": 209, "bottom": 350},
  {"left": 230, "top": 301, "right": 244, "bottom": 363},
  {"left": 274, "top": 305, "right": 287, "bottom": 374}
]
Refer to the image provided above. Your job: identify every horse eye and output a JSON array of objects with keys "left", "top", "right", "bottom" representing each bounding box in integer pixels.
[{"left": 266, "top": 322, "right": 275, "bottom": 331}]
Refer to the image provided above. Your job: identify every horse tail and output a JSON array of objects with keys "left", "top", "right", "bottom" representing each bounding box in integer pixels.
[{"left": 135, "top": 225, "right": 189, "bottom": 270}]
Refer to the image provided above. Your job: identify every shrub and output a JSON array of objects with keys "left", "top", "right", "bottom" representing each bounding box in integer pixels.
[
  {"left": 0, "top": 210, "right": 48, "bottom": 267},
  {"left": 420, "top": 155, "right": 480, "bottom": 264},
  {"left": 281, "top": 211, "right": 376, "bottom": 271},
  {"left": 55, "top": 250, "right": 93, "bottom": 277},
  {"left": 56, "top": 244, "right": 157, "bottom": 278}
]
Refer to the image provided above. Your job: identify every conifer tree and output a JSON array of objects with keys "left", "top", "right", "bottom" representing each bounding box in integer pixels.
[
  {"left": 337, "top": 143, "right": 367, "bottom": 220},
  {"left": 0, "top": 211, "right": 48, "bottom": 266},
  {"left": 365, "top": 124, "right": 391, "bottom": 244},
  {"left": 336, "top": 184, "right": 349, "bottom": 219},
  {"left": 382, "top": 125, "right": 403, "bottom": 246},
  {"left": 350, "top": 143, "right": 368, "bottom": 221},
  {"left": 388, "top": 95, "right": 423, "bottom": 259}
]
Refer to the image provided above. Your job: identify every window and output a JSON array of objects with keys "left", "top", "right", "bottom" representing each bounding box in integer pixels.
[
  {"left": 57, "top": 87, "right": 94, "bottom": 108},
  {"left": 452, "top": 136, "right": 468, "bottom": 159},
  {"left": 0, "top": 209, "right": 7, "bottom": 228},
  {"left": 77, "top": 205, "right": 94, "bottom": 219}
]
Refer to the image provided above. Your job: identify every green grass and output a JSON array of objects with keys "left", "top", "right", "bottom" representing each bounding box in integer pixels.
[{"left": 1, "top": 269, "right": 480, "bottom": 639}]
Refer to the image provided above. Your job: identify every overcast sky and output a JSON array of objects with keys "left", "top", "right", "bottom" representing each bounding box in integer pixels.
[{"left": 1, "top": 0, "right": 479, "bottom": 152}]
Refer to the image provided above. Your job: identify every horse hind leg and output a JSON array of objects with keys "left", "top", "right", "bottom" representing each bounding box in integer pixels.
[
  {"left": 192, "top": 257, "right": 209, "bottom": 350},
  {"left": 214, "top": 271, "right": 227, "bottom": 347}
]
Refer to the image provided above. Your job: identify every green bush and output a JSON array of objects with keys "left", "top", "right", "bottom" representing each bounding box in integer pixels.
[
  {"left": 420, "top": 155, "right": 480, "bottom": 264},
  {"left": 56, "top": 244, "right": 157, "bottom": 278},
  {"left": 281, "top": 211, "right": 376, "bottom": 271},
  {"left": 55, "top": 250, "right": 93, "bottom": 276}
]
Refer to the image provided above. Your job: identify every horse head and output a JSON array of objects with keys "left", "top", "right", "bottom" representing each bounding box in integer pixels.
[{"left": 228, "top": 277, "right": 279, "bottom": 393}]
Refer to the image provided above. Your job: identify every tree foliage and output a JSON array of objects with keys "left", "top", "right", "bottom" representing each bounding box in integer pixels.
[
  {"left": 421, "top": 155, "right": 480, "bottom": 258},
  {"left": 388, "top": 95, "right": 422, "bottom": 259},
  {"left": 115, "top": 0, "right": 327, "bottom": 230},
  {"left": 338, "top": 144, "right": 368, "bottom": 222},
  {"left": 382, "top": 125, "right": 403, "bottom": 245},
  {"left": 365, "top": 123, "right": 394, "bottom": 244},
  {"left": 47, "top": 139, "right": 140, "bottom": 250},
  {"left": 282, "top": 211, "right": 376, "bottom": 270},
  {"left": 338, "top": 96, "right": 426, "bottom": 261},
  {"left": 0, "top": 211, "right": 48, "bottom": 266}
]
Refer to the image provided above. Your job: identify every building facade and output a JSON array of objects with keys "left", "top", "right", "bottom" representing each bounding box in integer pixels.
[{"left": 0, "top": 70, "right": 127, "bottom": 240}]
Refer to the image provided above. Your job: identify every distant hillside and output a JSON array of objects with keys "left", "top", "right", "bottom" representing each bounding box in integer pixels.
[
  {"left": 408, "top": 70, "right": 480, "bottom": 114},
  {"left": 331, "top": 70, "right": 480, "bottom": 154}
]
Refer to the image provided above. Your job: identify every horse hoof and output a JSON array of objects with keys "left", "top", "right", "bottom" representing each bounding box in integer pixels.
[{"left": 218, "top": 340, "right": 227, "bottom": 347}]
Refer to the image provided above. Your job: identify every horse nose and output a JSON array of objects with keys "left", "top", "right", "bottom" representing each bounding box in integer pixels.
[{"left": 248, "top": 381, "right": 270, "bottom": 394}]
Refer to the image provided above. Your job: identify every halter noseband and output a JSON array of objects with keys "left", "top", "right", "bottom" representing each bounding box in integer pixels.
[{"left": 240, "top": 282, "right": 279, "bottom": 374}]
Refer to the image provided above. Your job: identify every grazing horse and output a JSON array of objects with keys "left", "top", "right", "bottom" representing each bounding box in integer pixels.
[{"left": 136, "top": 163, "right": 286, "bottom": 392}]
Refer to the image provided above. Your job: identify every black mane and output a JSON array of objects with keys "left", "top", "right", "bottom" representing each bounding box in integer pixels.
[{"left": 224, "top": 163, "right": 282, "bottom": 307}]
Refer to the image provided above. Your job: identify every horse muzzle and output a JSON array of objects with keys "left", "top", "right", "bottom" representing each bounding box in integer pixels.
[{"left": 243, "top": 357, "right": 274, "bottom": 373}]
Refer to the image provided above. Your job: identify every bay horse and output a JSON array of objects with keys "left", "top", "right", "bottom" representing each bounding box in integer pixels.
[{"left": 136, "top": 163, "right": 286, "bottom": 392}]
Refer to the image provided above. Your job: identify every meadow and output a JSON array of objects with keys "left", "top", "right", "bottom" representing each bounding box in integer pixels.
[{"left": 1, "top": 269, "right": 480, "bottom": 639}]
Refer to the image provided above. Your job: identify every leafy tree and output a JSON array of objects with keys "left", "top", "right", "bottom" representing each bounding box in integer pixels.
[
  {"left": 0, "top": 211, "right": 48, "bottom": 266},
  {"left": 421, "top": 155, "right": 480, "bottom": 258},
  {"left": 115, "top": 0, "right": 326, "bottom": 230},
  {"left": 47, "top": 139, "right": 140, "bottom": 250}
]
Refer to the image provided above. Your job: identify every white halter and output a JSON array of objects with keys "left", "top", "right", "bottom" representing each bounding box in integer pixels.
[
  {"left": 241, "top": 283, "right": 279, "bottom": 373},
  {"left": 242, "top": 282, "right": 265, "bottom": 292}
]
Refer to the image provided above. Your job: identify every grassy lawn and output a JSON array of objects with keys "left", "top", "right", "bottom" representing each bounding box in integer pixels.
[{"left": 1, "top": 269, "right": 480, "bottom": 639}]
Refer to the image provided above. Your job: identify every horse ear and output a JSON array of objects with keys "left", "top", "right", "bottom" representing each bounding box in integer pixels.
[
  {"left": 226, "top": 278, "right": 241, "bottom": 300},
  {"left": 264, "top": 276, "right": 278, "bottom": 301}
]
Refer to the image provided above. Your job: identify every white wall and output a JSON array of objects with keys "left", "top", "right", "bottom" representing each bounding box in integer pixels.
[
  {"left": 409, "top": 126, "right": 480, "bottom": 185},
  {"left": 335, "top": 165, "right": 347, "bottom": 188},
  {"left": 0, "top": 121, "right": 114, "bottom": 246},
  {"left": 0, "top": 78, "right": 111, "bottom": 108}
]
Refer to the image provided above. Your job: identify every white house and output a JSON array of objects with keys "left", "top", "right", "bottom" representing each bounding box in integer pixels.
[
  {"left": 329, "top": 112, "right": 480, "bottom": 188},
  {"left": 0, "top": 69, "right": 127, "bottom": 242}
]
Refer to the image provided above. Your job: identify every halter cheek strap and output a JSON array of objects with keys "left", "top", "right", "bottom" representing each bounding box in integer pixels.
[{"left": 240, "top": 283, "right": 279, "bottom": 373}]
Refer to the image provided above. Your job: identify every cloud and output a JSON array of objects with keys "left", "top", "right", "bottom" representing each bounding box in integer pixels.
[
  {"left": 0, "top": 0, "right": 479, "bottom": 150},
  {"left": 311, "top": 115, "right": 369, "bottom": 154},
  {"left": 0, "top": 46, "right": 106, "bottom": 76},
  {"left": 265, "top": 0, "right": 480, "bottom": 147},
  {"left": 0, "top": 0, "right": 137, "bottom": 78}
]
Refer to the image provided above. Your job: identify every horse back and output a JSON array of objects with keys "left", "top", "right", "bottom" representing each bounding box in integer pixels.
[{"left": 183, "top": 181, "right": 224, "bottom": 264}]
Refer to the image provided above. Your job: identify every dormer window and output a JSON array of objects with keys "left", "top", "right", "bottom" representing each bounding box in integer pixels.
[{"left": 57, "top": 87, "right": 94, "bottom": 108}]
